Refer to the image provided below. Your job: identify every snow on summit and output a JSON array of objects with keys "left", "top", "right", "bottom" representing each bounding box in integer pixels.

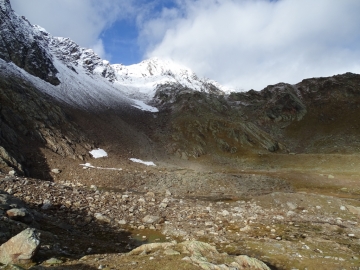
[
  {"left": 1, "top": 1, "right": 232, "bottom": 112},
  {"left": 112, "top": 57, "right": 232, "bottom": 102}
]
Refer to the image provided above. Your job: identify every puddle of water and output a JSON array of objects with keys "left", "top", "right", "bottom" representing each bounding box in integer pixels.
[{"left": 130, "top": 229, "right": 169, "bottom": 244}]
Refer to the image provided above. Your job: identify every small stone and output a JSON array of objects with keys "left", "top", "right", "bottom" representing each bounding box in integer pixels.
[
  {"left": 340, "top": 206, "right": 346, "bottom": 211},
  {"left": 164, "top": 249, "right": 180, "bottom": 255},
  {"left": 348, "top": 234, "right": 355, "bottom": 237},
  {"left": 8, "top": 170, "right": 16, "bottom": 176},
  {"left": 118, "top": 219, "right": 127, "bottom": 225},
  {"left": 159, "top": 203, "right": 168, "bottom": 208},
  {"left": 286, "top": 211, "right": 296, "bottom": 217},
  {"left": 240, "top": 225, "right": 251, "bottom": 232},
  {"left": 94, "top": 213, "right": 111, "bottom": 223},
  {"left": 51, "top": 169, "right": 61, "bottom": 174},
  {"left": 45, "top": 257, "right": 63, "bottom": 264},
  {"left": 6, "top": 208, "right": 33, "bottom": 224},
  {"left": 328, "top": 174, "right": 335, "bottom": 179},
  {"left": 286, "top": 202, "right": 297, "bottom": 210},
  {"left": 276, "top": 237, "right": 282, "bottom": 240},
  {"left": 314, "top": 249, "right": 323, "bottom": 253},
  {"left": 42, "top": 199, "right": 52, "bottom": 210},
  {"left": 165, "top": 190, "right": 172, "bottom": 196},
  {"left": 145, "top": 192, "right": 155, "bottom": 197},
  {"left": 196, "top": 230, "right": 205, "bottom": 236}
]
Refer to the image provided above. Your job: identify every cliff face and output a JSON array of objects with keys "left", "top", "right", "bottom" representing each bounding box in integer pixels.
[{"left": 0, "top": 61, "right": 92, "bottom": 178}]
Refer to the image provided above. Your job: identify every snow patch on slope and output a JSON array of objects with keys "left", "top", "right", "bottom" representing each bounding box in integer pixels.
[
  {"left": 131, "top": 99, "right": 159, "bottom": 112},
  {"left": 89, "top": 148, "right": 108, "bottom": 158},
  {"left": 130, "top": 158, "right": 156, "bottom": 166}
]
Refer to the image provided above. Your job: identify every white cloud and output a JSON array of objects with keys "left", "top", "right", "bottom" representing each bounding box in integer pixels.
[
  {"left": 141, "top": 0, "right": 360, "bottom": 90},
  {"left": 10, "top": 0, "right": 136, "bottom": 60},
  {"left": 91, "top": 39, "right": 107, "bottom": 59},
  {"left": 9, "top": 0, "right": 360, "bottom": 90}
]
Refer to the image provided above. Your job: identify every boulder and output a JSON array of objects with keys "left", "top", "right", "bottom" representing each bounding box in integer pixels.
[
  {"left": 234, "top": 255, "right": 271, "bottom": 270},
  {"left": 94, "top": 213, "right": 111, "bottom": 223},
  {"left": 142, "top": 215, "right": 161, "bottom": 224},
  {"left": 0, "top": 228, "right": 40, "bottom": 264}
]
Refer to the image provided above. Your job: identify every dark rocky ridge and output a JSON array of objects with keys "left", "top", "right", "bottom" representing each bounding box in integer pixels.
[
  {"left": 0, "top": 0, "right": 60, "bottom": 85},
  {"left": 229, "top": 72, "right": 360, "bottom": 153}
]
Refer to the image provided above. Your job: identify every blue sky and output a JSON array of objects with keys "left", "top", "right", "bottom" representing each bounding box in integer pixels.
[
  {"left": 101, "top": 19, "right": 140, "bottom": 64},
  {"left": 100, "top": 0, "right": 179, "bottom": 64},
  {"left": 10, "top": 0, "right": 360, "bottom": 91}
]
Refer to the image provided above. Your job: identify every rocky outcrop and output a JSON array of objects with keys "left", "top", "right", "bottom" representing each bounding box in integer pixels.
[
  {"left": 0, "top": 228, "right": 40, "bottom": 265},
  {"left": 0, "top": 0, "right": 60, "bottom": 85},
  {"left": 128, "top": 240, "right": 270, "bottom": 270},
  {"left": 49, "top": 36, "right": 117, "bottom": 82}
]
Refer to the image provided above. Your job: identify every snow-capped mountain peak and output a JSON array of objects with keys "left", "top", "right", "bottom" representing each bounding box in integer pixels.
[
  {"left": 112, "top": 57, "right": 232, "bottom": 101},
  {"left": 0, "top": 0, "right": 232, "bottom": 111}
]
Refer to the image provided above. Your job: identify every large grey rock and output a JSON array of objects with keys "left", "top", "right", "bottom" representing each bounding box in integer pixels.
[
  {"left": 0, "top": 228, "right": 40, "bottom": 264},
  {"left": 179, "top": 241, "right": 271, "bottom": 270}
]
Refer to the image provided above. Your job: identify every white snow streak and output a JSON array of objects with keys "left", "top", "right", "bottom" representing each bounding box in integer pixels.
[
  {"left": 131, "top": 99, "right": 159, "bottom": 112},
  {"left": 80, "top": 163, "right": 122, "bottom": 171},
  {"left": 129, "top": 158, "right": 156, "bottom": 166}
]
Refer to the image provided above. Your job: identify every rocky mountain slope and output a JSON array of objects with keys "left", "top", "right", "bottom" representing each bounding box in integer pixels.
[
  {"left": 0, "top": 0, "right": 282, "bottom": 177},
  {"left": 1, "top": 0, "right": 360, "bottom": 269},
  {"left": 229, "top": 72, "right": 360, "bottom": 154}
]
